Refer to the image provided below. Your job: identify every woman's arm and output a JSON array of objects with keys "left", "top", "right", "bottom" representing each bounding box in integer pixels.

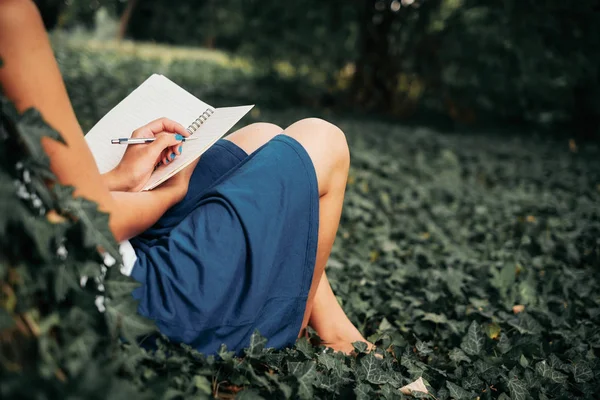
[
  {"left": 0, "top": 0, "right": 116, "bottom": 207},
  {"left": 0, "top": 0, "right": 186, "bottom": 241},
  {"left": 108, "top": 159, "right": 196, "bottom": 241},
  {"left": 109, "top": 188, "right": 180, "bottom": 242}
]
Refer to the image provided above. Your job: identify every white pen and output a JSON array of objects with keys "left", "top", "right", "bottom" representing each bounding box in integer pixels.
[{"left": 110, "top": 137, "right": 199, "bottom": 144}]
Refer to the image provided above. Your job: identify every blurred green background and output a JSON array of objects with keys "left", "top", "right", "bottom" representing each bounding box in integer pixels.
[{"left": 35, "top": 0, "right": 600, "bottom": 137}]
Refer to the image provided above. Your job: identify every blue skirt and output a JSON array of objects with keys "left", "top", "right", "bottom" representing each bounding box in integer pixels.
[{"left": 128, "top": 135, "right": 319, "bottom": 355}]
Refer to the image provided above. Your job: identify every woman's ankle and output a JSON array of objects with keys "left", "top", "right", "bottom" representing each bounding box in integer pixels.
[{"left": 311, "top": 321, "right": 374, "bottom": 354}]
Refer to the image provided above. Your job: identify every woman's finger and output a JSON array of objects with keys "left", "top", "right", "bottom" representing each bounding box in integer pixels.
[
  {"left": 161, "top": 148, "right": 179, "bottom": 166},
  {"left": 172, "top": 143, "right": 183, "bottom": 156},
  {"left": 150, "top": 133, "right": 183, "bottom": 162},
  {"left": 160, "top": 148, "right": 170, "bottom": 166},
  {"left": 145, "top": 117, "right": 189, "bottom": 137}
]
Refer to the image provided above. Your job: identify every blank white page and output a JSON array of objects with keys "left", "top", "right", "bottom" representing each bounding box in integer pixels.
[
  {"left": 85, "top": 74, "right": 212, "bottom": 174},
  {"left": 143, "top": 105, "right": 254, "bottom": 190}
]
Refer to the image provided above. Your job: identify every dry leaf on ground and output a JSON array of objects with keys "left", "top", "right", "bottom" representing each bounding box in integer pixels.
[{"left": 400, "top": 377, "right": 429, "bottom": 396}]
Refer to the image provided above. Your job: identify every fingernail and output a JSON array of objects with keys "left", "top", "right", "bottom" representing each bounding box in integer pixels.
[
  {"left": 179, "top": 146, "right": 182, "bottom": 153},
  {"left": 165, "top": 159, "right": 169, "bottom": 164},
  {"left": 175, "top": 134, "right": 183, "bottom": 141},
  {"left": 170, "top": 153, "right": 176, "bottom": 160}
]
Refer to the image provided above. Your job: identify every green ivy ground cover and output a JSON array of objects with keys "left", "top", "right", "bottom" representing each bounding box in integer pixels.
[{"left": 1, "top": 41, "right": 599, "bottom": 399}]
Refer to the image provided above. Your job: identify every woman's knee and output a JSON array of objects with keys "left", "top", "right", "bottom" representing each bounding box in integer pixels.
[
  {"left": 283, "top": 118, "right": 350, "bottom": 193},
  {"left": 225, "top": 122, "right": 283, "bottom": 154}
]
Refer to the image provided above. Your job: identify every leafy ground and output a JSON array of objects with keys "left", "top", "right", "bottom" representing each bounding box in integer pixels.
[{"left": 2, "top": 39, "right": 599, "bottom": 399}]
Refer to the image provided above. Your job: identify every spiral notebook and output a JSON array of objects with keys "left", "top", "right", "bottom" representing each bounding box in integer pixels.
[{"left": 85, "top": 74, "right": 254, "bottom": 190}]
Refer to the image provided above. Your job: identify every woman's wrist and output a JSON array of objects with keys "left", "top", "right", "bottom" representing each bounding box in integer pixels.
[{"left": 102, "top": 167, "right": 133, "bottom": 192}]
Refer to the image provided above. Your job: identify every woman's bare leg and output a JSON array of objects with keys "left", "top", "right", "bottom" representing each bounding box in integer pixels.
[
  {"left": 280, "top": 118, "right": 372, "bottom": 353},
  {"left": 224, "top": 122, "right": 282, "bottom": 153},
  {"left": 309, "top": 272, "right": 372, "bottom": 353},
  {"left": 224, "top": 118, "right": 371, "bottom": 353}
]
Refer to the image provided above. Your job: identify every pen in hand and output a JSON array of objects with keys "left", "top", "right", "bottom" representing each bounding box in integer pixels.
[{"left": 111, "top": 137, "right": 199, "bottom": 144}]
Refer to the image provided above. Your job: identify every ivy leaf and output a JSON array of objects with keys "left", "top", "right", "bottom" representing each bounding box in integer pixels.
[
  {"left": 422, "top": 312, "right": 448, "bottom": 325},
  {"left": 353, "top": 341, "right": 368, "bottom": 354},
  {"left": 497, "top": 333, "right": 512, "bottom": 354},
  {"left": 444, "top": 267, "right": 469, "bottom": 298},
  {"left": 506, "top": 375, "right": 528, "bottom": 400},
  {"left": 460, "top": 321, "right": 484, "bottom": 356},
  {"left": 14, "top": 108, "right": 64, "bottom": 169},
  {"left": 295, "top": 336, "right": 315, "bottom": 359},
  {"left": 445, "top": 381, "right": 473, "bottom": 399},
  {"left": 104, "top": 273, "right": 142, "bottom": 299},
  {"left": 192, "top": 375, "right": 212, "bottom": 395},
  {"left": 54, "top": 263, "right": 80, "bottom": 301},
  {"left": 317, "top": 352, "right": 338, "bottom": 371},
  {"left": 548, "top": 354, "right": 570, "bottom": 373},
  {"left": 354, "top": 382, "right": 374, "bottom": 400},
  {"left": 287, "top": 361, "right": 316, "bottom": 400},
  {"left": 474, "top": 360, "right": 501, "bottom": 382},
  {"left": 105, "top": 296, "right": 156, "bottom": 341},
  {"left": 379, "top": 383, "right": 397, "bottom": 400},
  {"left": 449, "top": 348, "right": 471, "bottom": 364},
  {"left": 217, "top": 344, "right": 235, "bottom": 362},
  {"left": 535, "top": 360, "right": 568, "bottom": 384},
  {"left": 569, "top": 361, "right": 593, "bottom": 383},
  {"left": 313, "top": 373, "right": 337, "bottom": 392},
  {"left": 507, "top": 314, "right": 543, "bottom": 335},
  {"left": 265, "top": 373, "right": 293, "bottom": 398},
  {"left": 245, "top": 330, "right": 268, "bottom": 357},
  {"left": 317, "top": 352, "right": 352, "bottom": 381},
  {"left": 490, "top": 263, "right": 516, "bottom": 299},
  {"left": 356, "top": 352, "right": 389, "bottom": 385},
  {"left": 54, "top": 185, "right": 119, "bottom": 256},
  {"left": 462, "top": 374, "right": 484, "bottom": 391},
  {"left": 235, "top": 360, "right": 271, "bottom": 389},
  {"left": 415, "top": 338, "right": 433, "bottom": 356},
  {"left": 23, "top": 214, "right": 58, "bottom": 262},
  {"left": 77, "top": 261, "right": 104, "bottom": 279}
]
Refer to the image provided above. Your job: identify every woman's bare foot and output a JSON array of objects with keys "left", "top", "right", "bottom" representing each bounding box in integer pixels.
[
  {"left": 319, "top": 332, "right": 375, "bottom": 355},
  {"left": 305, "top": 273, "right": 375, "bottom": 355}
]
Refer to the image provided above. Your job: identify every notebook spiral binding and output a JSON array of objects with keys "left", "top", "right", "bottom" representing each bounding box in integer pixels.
[{"left": 186, "top": 108, "right": 216, "bottom": 134}]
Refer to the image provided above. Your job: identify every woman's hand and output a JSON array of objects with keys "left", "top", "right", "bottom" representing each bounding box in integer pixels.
[
  {"left": 103, "top": 118, "right": 189, "bottom": 192},
  {"left": 155, "top": 156, "right": 200, "bottom": 204}
]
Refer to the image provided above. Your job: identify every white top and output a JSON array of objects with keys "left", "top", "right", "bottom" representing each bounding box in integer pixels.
[{"left": 119, "top": 240, "right": 138, "bottom": 276}]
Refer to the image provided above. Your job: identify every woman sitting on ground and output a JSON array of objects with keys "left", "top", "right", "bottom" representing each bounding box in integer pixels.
[{"left": 0, "top": 0, "right": 373, "bottom": 355}]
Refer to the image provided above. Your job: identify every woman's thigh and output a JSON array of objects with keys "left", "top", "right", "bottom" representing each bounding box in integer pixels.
[{"left": 224, "top": 122, "right": 283, "bottom": 154}]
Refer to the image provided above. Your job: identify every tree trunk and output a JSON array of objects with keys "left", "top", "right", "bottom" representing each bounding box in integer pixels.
[
  {"left": 350, "top": 0, "right": 396, "bottom": 112},
  {"left": 118, "top": 0, "right": 140, "bottom": 40}
]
